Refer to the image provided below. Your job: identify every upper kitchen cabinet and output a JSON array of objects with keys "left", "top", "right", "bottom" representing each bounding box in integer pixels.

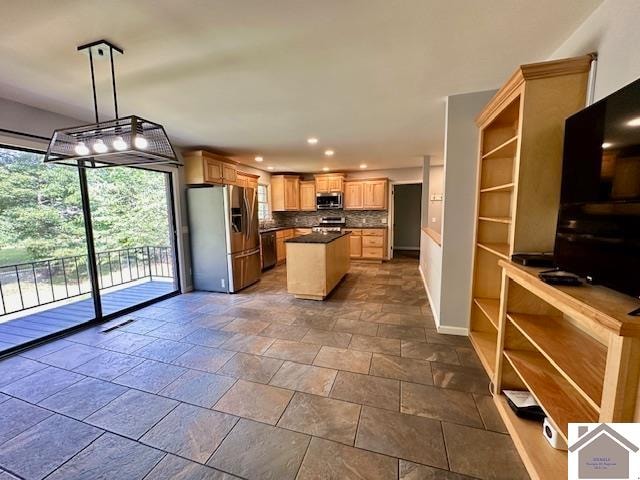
[
  {"left": 363, "top": 179, "right": 388, "bottom": 209},
  {"left": 299, "top": 180, "right": 316, "bottom": 211},
  {"left": 344, "top": 181, "right": 364, "bottom": 209},
  {"left": 271, "top": 175, "right": 300, "bottom": 211},
  {"left": 344, "top": 178, "right": 388, "bottom": 210},
  {"left": 184, "top": 150, "right": 238, "bottom": 185},
  {"left": 315, "top": 173, "right": 345, "bottom": 193},
  {"left": 236, "top": 171, "right": 259, "bottom": 189}
]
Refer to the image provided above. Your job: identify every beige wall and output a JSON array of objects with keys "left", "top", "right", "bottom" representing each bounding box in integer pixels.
[
  {"left": 550, "top": 0, "right": 640, "bottom": 101},
  {"left": 427, "top": 165, "right": 444, "bottom": 233}
]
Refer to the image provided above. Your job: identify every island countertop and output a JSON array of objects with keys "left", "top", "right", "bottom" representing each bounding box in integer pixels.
[{"left": 285, "top": 231, "right": 349, "bottom": 244}]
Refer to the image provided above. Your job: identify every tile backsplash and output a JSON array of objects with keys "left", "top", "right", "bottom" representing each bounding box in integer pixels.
[{"left": 266, "top": 209, "right": 388, "bottom": 228}]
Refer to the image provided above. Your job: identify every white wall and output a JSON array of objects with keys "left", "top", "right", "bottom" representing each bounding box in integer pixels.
[
  {"left": 550, "top": 0, "right": 640, "bottom": 101},
  {"left": 419, "top": 90, "right": 496, "bottom": 334},
  {"left": 427, "top": 165, "right": 444, "bottom": 233}
]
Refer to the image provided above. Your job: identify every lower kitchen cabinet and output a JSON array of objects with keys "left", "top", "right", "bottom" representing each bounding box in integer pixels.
[
  {"left": 276, "top": 228, "right": 296, "bottom": 264},
  {"left": 349, "top": 228, "right": 387, "bottom": 261}
]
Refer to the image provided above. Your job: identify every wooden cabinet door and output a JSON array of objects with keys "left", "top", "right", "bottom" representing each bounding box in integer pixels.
[
  {"left": 363, "top": 180, "right": 387, "bottom": 209},
  {"left": 299, "top": 181, "right": 316, "bottom": 211},
  {"left": 284, "top": 178, "right": 300, "bottom": 210},
  {"left": 344, "top": 182, "right": 364, "bottom": 210},
  {"left": 222, "top": 164, "right": 237, "bottom": 183},
  {"left": 328, "top": 176, "right": 343, "bottom": 192},
  {"left": 204, "top": 159, "right": 223, "bottom": 183},
  {"left": 315, "top": 177, "right": 329, "bottom": 193},
  {"left": 349, "top": 235, "right": 362, "bottom": 258},
  {"left": 276, "top": 237, "right": 286, "bottom": 262}
]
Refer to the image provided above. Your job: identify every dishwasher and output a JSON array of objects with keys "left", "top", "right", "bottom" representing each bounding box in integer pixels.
[{"left": 260, "top": 231, "right": 277, "bottom": 270}]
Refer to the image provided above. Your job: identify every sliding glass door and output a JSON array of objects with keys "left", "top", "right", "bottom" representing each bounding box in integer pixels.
[
  {"left": 85, "top": 167, "right": 179, "bottom": 316},
  {"left": 0, "top": 146, "right": 96, "bottom": 351},
  {"left": 0, "top": 145, "right": 179, "bottom": 355}
]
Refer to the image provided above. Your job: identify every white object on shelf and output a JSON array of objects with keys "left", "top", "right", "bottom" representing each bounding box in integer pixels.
[{"left": 543, "top": 417, "right": 567, "bottom": 451}]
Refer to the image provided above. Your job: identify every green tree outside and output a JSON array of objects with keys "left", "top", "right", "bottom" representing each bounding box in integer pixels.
[{"left": 0, "top": 147, "right": 171, "bottom": 266}]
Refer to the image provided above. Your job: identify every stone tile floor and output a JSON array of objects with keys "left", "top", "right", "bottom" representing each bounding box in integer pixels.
[{"left": 0, "top": 258, "right": 529, "bottom": 480}]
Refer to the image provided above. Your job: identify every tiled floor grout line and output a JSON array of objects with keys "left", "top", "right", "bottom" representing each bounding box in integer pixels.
[{"left": 1, "top": 261, "right": 506, "bottom": 479}]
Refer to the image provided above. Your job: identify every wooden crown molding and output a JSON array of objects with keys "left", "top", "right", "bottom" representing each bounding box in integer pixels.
[{"left": 476, "top": 53, "right": 596, "bottom": 127}]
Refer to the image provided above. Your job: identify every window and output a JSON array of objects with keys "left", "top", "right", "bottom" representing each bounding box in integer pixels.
[{"left": 257, "top": 184, "right": 269, "bottom": 220}]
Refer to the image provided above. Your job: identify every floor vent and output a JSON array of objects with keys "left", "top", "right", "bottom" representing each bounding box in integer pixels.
[{"left": 101, "top": 318, "right": 135, "bottom": 333}]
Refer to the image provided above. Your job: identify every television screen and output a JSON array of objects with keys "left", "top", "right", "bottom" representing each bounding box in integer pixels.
[{"left": 555, "top": 78, "right": 640, "bottom": 298}]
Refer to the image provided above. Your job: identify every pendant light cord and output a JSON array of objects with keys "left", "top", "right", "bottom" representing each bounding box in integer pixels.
[
  {"left": 88, "top": 49, "right": 99, "bottom": 123},
  {"left": 109, "top": 46, "right": 119, "bottom": 119}
]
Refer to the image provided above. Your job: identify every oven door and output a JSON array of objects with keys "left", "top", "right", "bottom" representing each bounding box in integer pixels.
[{"left": 316, "top": 192, "right": 343, "bottom": 210}]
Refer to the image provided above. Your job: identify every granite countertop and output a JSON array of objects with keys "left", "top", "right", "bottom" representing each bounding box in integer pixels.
[
  {"left": 345, "top": 225, "right": 388, "bottom": 229},
  {"left": 260, "top": 225, "right": 387, "bottom": 233},
  {"left": 285, "top": 231, "right": 350, "bottom": 244}
]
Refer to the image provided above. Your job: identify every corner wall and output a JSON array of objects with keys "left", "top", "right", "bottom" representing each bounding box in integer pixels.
[
  {"left": 550, "top": 0, "right": 640, "bottom": 101},
  {"left": 419, "top": 90, "right": 496, "bottom": 334}
]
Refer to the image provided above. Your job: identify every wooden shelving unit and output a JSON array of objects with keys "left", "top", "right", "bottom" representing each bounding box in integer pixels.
[
  {"left": 508, "top": 312, "right": 606, "bottom": 409},
  {"left": 503, "top": 350, "right": 599, "bottom": 439},
  {"left": 480, "top": 183, "right": 514, "bottom": 193},
  {"left": 463, "top": 54, "right": 636, "bottom": 480},
  {"left": 494, "top": 395, "right": 568, "bottom": 479},
  {"left": 469, "top": 330, "right": 497, "bottom": 377},
  {"left": 469, "top": 55, "right": 593, "bottom": 389},
  {"left": 493, "top": 260, "right": 640, "bottom": 480},
  {"left": 474, "top": 297, "right": 500, "bottom": 329}
]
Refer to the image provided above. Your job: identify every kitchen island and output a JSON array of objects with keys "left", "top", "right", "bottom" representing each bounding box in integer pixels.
[{"left": 285, "top": 231, "right": 351, "bottom": 300}]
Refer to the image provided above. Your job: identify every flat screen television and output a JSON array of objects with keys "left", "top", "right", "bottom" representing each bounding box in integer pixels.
[{"left": 555, "top": 77, "right": 640, "bottom": 299}]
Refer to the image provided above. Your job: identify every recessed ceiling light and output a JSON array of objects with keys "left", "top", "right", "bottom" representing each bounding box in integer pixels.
[
  {"left": 627, "top": 117, "right": 640, "bottom": 127},
  {"left": 267, "top": 166, "right": 274, "bottom": 170},
  {"left": 307, "top": 137, "right": 318, "bottom": 145},
  {"left": 359, "top": 164, "right": 368, "bottom": 169},
  {"left": 255, "top": 156, "right": 263, "bottom": 162},
  {"left": 601, "top": 142, "right": 612, "bottom": 149},
  {"left": 322, "top": 167, "right": 330, "bottom": 172},
  {"left": 324, "top": 150, "right": 334, "bottom": 157}
]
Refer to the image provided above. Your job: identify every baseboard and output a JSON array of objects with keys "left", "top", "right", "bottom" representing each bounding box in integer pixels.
[
  {"left": 418, "top": 265, "right": 468, "bottom": 337},
  {"left": 418, "top": 264, "right": 440, "bottom": 326},
  {"left": 436, "top": 324, "right": 469, "bottom": 336}
]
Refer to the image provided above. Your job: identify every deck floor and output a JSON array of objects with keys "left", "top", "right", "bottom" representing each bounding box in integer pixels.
[{"left": 0, "top": 281, "right": 175, "bottom": 352}]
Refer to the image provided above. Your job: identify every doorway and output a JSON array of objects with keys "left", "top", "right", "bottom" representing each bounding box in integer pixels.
[{"left": 392, "top": 183, "right": 422, "bottom": 258}]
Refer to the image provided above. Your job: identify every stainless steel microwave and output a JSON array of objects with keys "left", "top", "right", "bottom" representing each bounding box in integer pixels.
[{"left": 316, "top": 192, "right": 343, "bottom": 210}]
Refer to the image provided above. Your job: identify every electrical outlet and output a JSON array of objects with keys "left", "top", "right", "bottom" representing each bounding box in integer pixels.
[{"left": 432, "top": 217, "right": 436, "bottom": 223}]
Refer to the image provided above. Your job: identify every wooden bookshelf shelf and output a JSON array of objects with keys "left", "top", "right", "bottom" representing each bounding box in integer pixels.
[
  {"left": 469, "top": 330, "right": 497, "bottom": 378},
  {"left": 494, "top": 395, "right": 567, "bottom": 480},
  {"left": 477, "top": 242, "right": 510, "bottom": 260},
  {"left": 504, "top": 350, "right": 599, "bottom": 441},
  {"left": 478, "top": 216, "right": 512, "bottom": 224},
  {"left": 508, "top": 312, "right": 605, "bottom": 410},
  {"left": 474, "top": 297, "right": 500, "bottom": 329},
  {"left": 480, "top": 183, "right": 514, "bottom": 193},
  {"left": 482, "top": 135, "right": 518, "bottom": 160}
]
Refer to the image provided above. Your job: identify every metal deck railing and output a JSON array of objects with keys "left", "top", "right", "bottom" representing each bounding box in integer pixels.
[{"left": 0, "top": 246, "right": 173, "bottom": 316}]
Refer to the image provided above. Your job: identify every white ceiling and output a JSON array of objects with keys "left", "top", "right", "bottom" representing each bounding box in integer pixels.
[{"left": 0, "top": 0, "right": 601, "bottom": 173}]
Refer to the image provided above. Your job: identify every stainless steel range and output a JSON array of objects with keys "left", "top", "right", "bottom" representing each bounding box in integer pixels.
[{"left": 312, "top": 216, "right": 346, "bottom": 233}]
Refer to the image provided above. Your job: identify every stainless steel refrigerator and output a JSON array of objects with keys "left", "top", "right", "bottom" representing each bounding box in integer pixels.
[{"left": 187, "top": 185, "right": 261, "bottom": 293}]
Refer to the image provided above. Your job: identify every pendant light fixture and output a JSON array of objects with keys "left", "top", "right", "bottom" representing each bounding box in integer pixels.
[{"left": 44, "top": 40, "right": 179, "bottom": 168}]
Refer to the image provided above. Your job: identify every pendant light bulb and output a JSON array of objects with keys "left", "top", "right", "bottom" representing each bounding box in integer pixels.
[
  {"left": 93, "top": 139, "right": 108, "bottom": 154},
  {"left": 113, "top": 136, "right": 128, "bottom": 151},
  {"left": 75, "top": 142, "right": 90, "bottom": 156},
  {"left": 134, "top": 135, "right": 148, "bottom": 149}
]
